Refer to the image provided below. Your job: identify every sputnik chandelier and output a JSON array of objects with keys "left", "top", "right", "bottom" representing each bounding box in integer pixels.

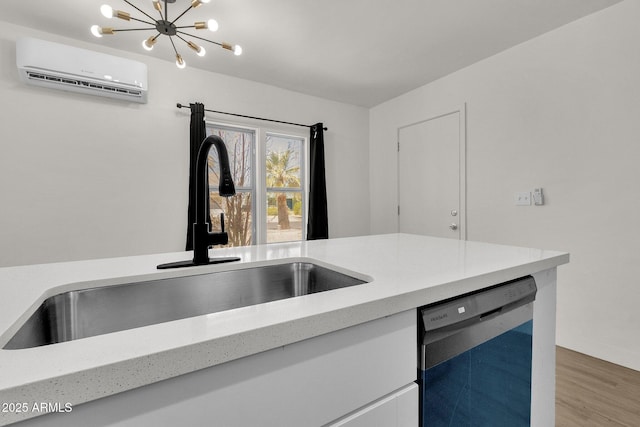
[{"left": 91, "top": 0, "right": 242, "bottom": 69}]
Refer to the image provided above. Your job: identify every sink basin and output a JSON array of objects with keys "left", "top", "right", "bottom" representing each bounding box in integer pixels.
[{"left": 3, "top": 261, "right": 368, "bottom": 349}]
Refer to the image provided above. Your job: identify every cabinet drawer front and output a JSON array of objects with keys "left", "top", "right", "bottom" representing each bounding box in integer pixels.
[
  {"left": 20, "top": 310, "right": 416, "bottom": 427},
  {"left": 327, "top": 383, "right": 419, "bottom": 427}
]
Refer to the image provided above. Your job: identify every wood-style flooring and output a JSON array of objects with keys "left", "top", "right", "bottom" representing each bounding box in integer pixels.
[{"left": 556, "top": 346, "right": 640, "bottom": 426}]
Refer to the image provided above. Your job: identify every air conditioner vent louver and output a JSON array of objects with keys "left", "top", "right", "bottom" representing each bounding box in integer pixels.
[
  {"left": 16, "top": 37, "right": 148, "bottom": 103},
  {"left": 25, "top": 71, "right": 143, "bottom": 98}
]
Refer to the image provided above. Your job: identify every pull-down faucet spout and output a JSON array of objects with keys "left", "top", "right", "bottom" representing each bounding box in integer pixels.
[
  {"left": 158, "top": 135, "right": 241, "bottom": 269},
  {"left": 196, "top": 135, "right": 235, "bottom": 223}
]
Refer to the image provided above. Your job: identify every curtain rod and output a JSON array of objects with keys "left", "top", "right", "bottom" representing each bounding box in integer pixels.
[{"left": 176, "top": 103, "right": 328, "bottom": 131}]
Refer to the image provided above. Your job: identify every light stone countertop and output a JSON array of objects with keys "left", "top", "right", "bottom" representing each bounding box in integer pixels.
[{"left": 0, "top": 233, "right": 569, "bottom": 425}]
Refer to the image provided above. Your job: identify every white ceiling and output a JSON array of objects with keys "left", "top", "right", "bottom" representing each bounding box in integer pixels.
[{"left": 2, "top": 0, "right": 622, "bottom": 107}]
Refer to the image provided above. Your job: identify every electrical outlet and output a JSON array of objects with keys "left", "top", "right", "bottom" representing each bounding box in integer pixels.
[{"left": 515, "top": 192, "right": 531, "bottom": 206}]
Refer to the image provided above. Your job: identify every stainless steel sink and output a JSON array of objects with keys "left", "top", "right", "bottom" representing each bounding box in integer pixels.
[{"left": 3, "top": 262, "right": 368, "bottom": 349}]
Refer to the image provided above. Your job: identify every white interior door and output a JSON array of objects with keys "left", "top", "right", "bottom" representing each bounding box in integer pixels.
[{"left": 398, "top": 106, "right": 466, "bottom": 239}]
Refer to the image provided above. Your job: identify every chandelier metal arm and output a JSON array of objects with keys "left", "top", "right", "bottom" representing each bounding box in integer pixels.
[
  {"left": 151, "top": 0, "right": 166, "bottom": 21},
  {"left": 112, "top": 27, "right": 157, "bottom": 32},
  {"left": 123, "top": 0, "right": 158, "bottom": 23},
  {"left": 168, "top": 35, "right": 180, "bottom": 56},
  {"left": 155, "top": 8, "right": 165, "bottom": 21},
  {"left": 176, "top": 30, "right": 223, "bottom": 47},
  {"left": 170, "top": 5, "right": 195, "bottom": 26},
  {"left": 175, "top": 34, "right": 190, "bottom": 45},
  {"left": 128, "top": 16, "right": 156, "bottom": 26}
]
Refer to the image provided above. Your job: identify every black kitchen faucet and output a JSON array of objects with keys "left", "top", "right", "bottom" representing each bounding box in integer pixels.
[{"left": 158, "top": 135, "right": 241, "bottom": 269}]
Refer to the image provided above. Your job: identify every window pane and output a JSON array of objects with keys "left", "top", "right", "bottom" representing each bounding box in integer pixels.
[
  {"left": 208, "top": 127, "right": 253, "bottom": 189},
  {"left": 266, "top": 134, "right": 301, "bottom": 189},
  {"left": 266, "top": 191, "right": 303, "bottom": 243},
  {"left": 206, "top": 125, "right": 255, "bottom": 247},
  {"left": 210, "top": 192, "right": 253, "bottom": 247}
]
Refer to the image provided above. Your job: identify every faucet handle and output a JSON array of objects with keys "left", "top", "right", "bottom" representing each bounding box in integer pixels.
[{"left": 220, "top": 212, "right": 225, "bottom": 233}]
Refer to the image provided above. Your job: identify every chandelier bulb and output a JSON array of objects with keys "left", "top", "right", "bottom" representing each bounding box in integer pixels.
[
  {"left": 152, "top": 0, "right": 162, "bottom": 12},
  {"left": 192, "top": 0, "right": 212, "bottom": 7},
  {"left": 101, "top": 4, "right": 130, "bottom": 20},
  {"left": 142, "top": 36, "right": 157, "bottom": 51},
  {"left": 195, "top": 19, "right": 218, "bottom": 31},
  {"left": 187, "top": 41, "right": 206, "bottom": 57},
  {"left": 91, "top": 25, "right": 113, "bottom": 37},
  {"left": 100, "top": 5, "right": 113, "bottom": 19},
  {"left": 91, "top": 25, "right": 103, "bottom": 38},
  {"left": 176, "top": 54, "right": 186, "bottom": 69},
  {"left": 233, "top": 45, "right": 242, "bottom": 56}
]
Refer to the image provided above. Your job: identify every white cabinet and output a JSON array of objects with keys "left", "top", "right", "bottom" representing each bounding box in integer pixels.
[
  {"left": 19, "top": 310, "right": 417, "bottom": 427},
  {"left": 531, "top": 268, "right": 558, "bottom": 427},
  {"left": 326, "top": 383, "right": 418, "bottom": 427}
]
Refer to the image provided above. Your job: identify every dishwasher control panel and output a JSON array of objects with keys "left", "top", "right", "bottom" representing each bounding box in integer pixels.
[{"left": 420, "top": 276, "right": 537, "bottom": 333}]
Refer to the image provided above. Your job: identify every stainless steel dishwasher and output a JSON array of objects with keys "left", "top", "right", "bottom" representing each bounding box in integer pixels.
[{"left": 418, "top": 276, "right": 537, "bottom": 427}]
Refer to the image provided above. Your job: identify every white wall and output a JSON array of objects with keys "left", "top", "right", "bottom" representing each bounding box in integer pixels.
[
  {"left": 0, "top": 23, "right": 370, "bottom": 268},
  {"left": 370, "top": 0, "right": 640, "bottom": 370}
]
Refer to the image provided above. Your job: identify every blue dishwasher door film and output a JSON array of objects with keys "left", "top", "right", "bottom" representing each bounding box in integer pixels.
[{"left": 421, "top": 320, "right": 533, "bottom": 427}]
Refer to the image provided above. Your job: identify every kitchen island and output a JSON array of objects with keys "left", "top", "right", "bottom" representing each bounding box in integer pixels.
[{"left": 0, "top": 234, "right": 568, "bottom": 426}]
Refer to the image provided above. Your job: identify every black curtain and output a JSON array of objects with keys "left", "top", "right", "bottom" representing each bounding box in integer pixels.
[
  {"left": 307, "top": 123, "right": 329, "bottom": 240},
  {"left": 185, "top": 102, "right": 208, "bottom": 250}
]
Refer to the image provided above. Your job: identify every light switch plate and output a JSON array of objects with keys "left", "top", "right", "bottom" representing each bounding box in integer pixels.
[
  {"left": 533, "top": 188, "right": 544, "bottom": 205},
  {"left": 515, "top": 192, "right": 531, "bottom": 206}
]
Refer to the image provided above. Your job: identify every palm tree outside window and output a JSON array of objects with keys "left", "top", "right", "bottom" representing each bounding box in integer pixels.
[{"left": 265, "top": 133, "right": 304, "bottom": 244}]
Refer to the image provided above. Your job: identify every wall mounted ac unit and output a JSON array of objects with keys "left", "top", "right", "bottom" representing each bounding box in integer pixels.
[{"left": 16, "top": 37, "right": 148, "bottom": 104}]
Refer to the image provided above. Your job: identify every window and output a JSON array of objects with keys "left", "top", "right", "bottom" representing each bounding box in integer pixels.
[
  {"left": 265, "top": 133, "right": 304, "bottom": 244},
  {"left": 206, "top": 123, "right": 306, "bottom": 246}
]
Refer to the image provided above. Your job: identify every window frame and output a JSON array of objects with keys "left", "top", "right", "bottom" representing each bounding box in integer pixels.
[
  {"left": 205, "top": 119, "right": 308, "bottom": 246},
  {"left": 261, "top": 129, "right": 308, "bottom": 245},
  {"left": 206, "top": 122, "right": 257, "bottom": 246}
]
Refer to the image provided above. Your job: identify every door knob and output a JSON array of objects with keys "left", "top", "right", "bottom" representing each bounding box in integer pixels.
[{"left": 449, "top": 223, "right": 458, "bottom": 231}]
